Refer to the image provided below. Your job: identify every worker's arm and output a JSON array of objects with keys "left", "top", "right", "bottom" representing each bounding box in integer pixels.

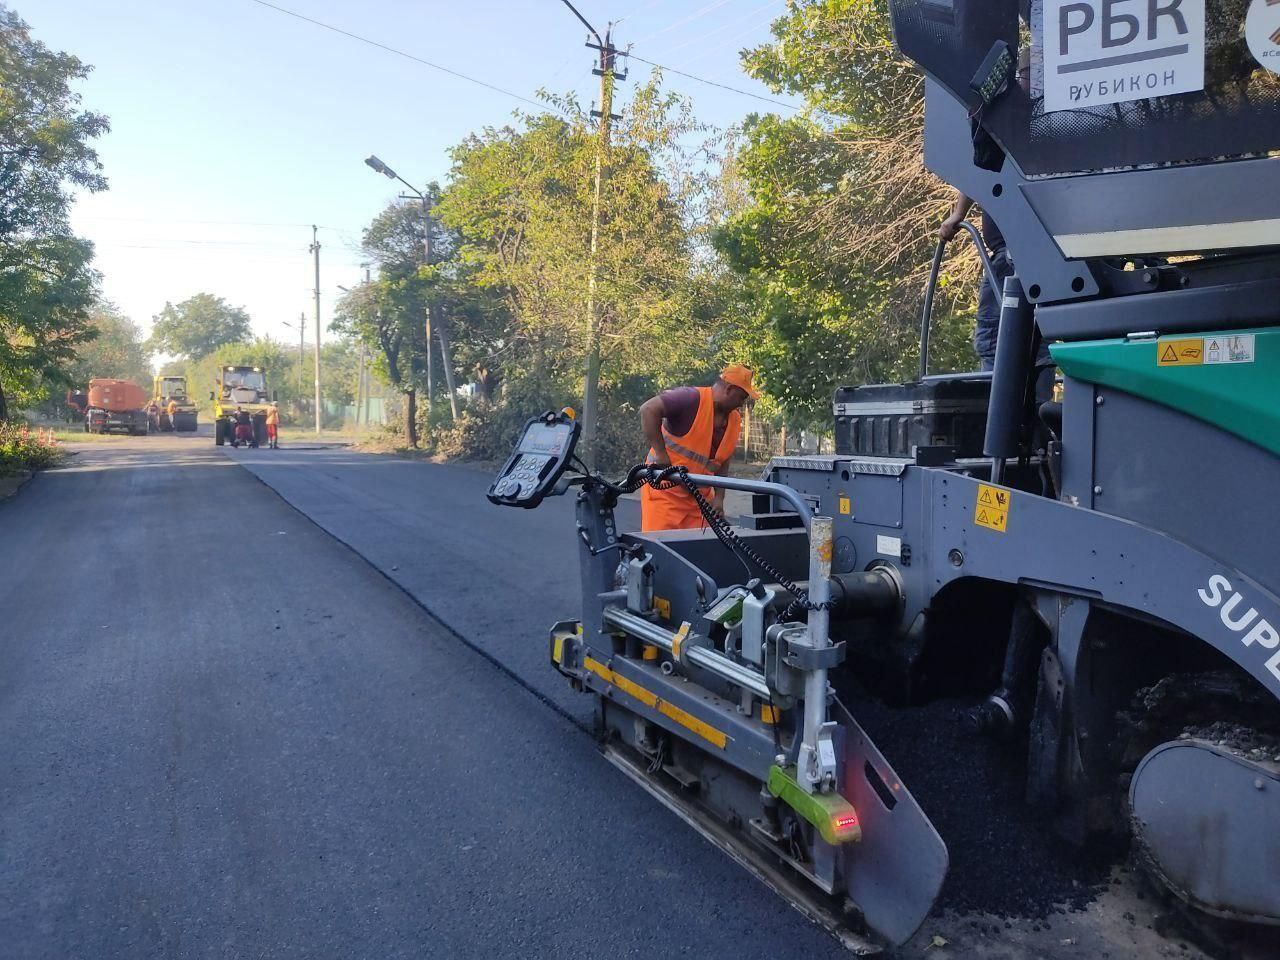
[
  {"left": 939, "top": 192, "right": 974, "bottom": 242},
  {"left": 709, "top": 453, "right": 732, "bottom": 514},
  {"left": 639, "top": 395, "right": 670, "bottom": 466}
]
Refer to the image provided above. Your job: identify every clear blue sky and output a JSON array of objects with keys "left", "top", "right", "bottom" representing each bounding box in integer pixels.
[{"left": 25, "top": 0, "right": 796, "bottom": 353}]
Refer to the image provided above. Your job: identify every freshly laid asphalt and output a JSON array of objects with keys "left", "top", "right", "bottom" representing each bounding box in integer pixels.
[
  {"left": 229, "top": 443, "right": 610, "bottom": 726},
  {"left": 0, "top": 436, "right": 845, "bottom": 960},
  {"left": 0, "top": 435, "right": 1244, "bottom": 960}
]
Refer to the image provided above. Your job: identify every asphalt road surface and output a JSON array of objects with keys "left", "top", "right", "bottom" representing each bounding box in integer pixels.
[
  {"left": 0, "top": 434, "right": 1251, "bottom": 959},
  {"left": 0, "top": 435, "right": 847, "bottom": 960}
]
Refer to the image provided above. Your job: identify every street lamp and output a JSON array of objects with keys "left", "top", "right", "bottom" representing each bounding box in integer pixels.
[
  {"left": 363, "top": 154, "right": 459, "bottom": 425},
  {"left": 365, "top": 155, "right": 417, "bottom": 194},
  {"left": 282, "top": 315, "right": 306, "bottom": 399}
]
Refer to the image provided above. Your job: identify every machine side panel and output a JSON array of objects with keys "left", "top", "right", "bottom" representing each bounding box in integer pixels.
[
  {"left": 922, "top": 471, "right": 1280, "bottom": 700},
  {"left": 1060, "top": 376, "right": 1099, "bottom": 512},
  {"left": 1090, "top": 388, "right": 1280, "bottom": 596},
  {"left": 1052, "top": 328, "right": 1280, "bottom": 458},
  {"left": 770, "top": 465, "right": 931, "bottom": 632},
  {"left": 1020, "top": 157, "right": 1280, "bottom": 258}
]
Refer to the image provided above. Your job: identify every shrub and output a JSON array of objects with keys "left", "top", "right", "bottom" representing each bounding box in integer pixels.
[
  {"left": 433, "top": 399, "right": 530, "bottom": 463},
  {"left": 431, "top": 394, "right": 648, "bottom": 475},
  {"left": 0, "top": 424, "right": 63, "bottom": 474}
]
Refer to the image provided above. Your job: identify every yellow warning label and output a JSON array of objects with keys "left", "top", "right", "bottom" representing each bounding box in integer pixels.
[
  {"left": 653, "top": 596, "right": 671, "bottom": 620},
  {"left": 1157, "top": 338, "right": 1205, "bottom": 366},
  {"left": 838, "top": 495, "right": 851, "bottom": 516},
  {"left": 975, "top": 484, "right": 1011, "bottom": 533}
]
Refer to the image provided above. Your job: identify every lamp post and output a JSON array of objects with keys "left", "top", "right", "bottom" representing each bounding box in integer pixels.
[
  {"left": 337, "top": 278, "right": 370, "bottom": 427},
  {"left": 364, "top": 155, "right": 459, "bottom": 423},
  {"left": 282, "top": 314, "right": 306, "bottom": 401}
]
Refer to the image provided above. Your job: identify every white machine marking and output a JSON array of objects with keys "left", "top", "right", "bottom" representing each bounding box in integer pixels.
[
  {"left": 1042, "top": 0, "right": 1205, "bottom": 112},
  {"left": 1204, "top": 334, "right": 1255, "bottom": 365},
  {"left": 1056, "top": 218, "right": 1280, "bottom": 257},
  {"left": 876, "top": 535, "right": 902, "bottom": 559},
  {"left": 1198, "top": 574, "right": 1280, "bottom": 682}
]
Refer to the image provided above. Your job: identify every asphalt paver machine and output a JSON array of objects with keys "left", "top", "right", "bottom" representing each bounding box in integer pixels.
[{"left": 490, "top": 0, "right": 1280, "bottom": 947}]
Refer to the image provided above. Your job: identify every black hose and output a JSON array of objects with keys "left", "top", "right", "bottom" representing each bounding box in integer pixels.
[
  {"left": 918, "top": 221, "right": 1001, "bottom": 382},
  {"left": 919, "top": 239, "right": 946, "bottom": 381},
  {"left": 958, "top": 220, "right": 1001, "bottom": 294}
]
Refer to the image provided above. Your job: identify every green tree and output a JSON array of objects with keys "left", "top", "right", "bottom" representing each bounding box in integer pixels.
[
  {"left": 716, "top": 0, "right": 979, "bottom": 425},
  {"left": 319, "top": 338, "right": 360, "bottom": 409},
  {"left": 0, "top": 6, "right": 108, "bottom": 418},
  {"left": 436, "top": 78, "right": 719, "bottom": 443},
  {"left": 334, "top": 200, "right": 433, "bottom": 445},
  {"left": 65, "top": 302, "right": 152, "bottom": 389},
  {"left": 149, "top": 293, "right": 252, "bottom": 362}
]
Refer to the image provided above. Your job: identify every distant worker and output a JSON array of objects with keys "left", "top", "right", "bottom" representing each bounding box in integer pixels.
[
  {"left": 265, "top": 401, "right": 280, "bottom": 449},
  {"left": 232, "top": 405, "right": 254, "bottom": 446},
  {"left": 639, "top": 364, "right": 758, "bottom": 532},
  {"left": 166, "top": 398, "right": 178, "bottom": 430}
]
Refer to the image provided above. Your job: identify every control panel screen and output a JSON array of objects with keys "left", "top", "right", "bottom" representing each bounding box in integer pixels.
[{"left": 488, "top": 412, "right": 581, "bottom": 509}]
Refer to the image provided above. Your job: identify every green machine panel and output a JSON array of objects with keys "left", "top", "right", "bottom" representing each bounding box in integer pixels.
[{"left": 1052, "top": 329, "right": 1280, "bottom": 458}]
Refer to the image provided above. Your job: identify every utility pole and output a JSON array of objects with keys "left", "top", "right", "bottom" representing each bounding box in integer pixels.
[
  {"left": 310, "top": 225, "right": 322, "bottom": 435},
  {"left": 421, "top": 199, "right": 460, "bottom": 420},
  {"left": 296, "top": 312, "right": 306, "bottom": 397},
  {"left": 420, "top": 204, "right": 434, "bottom": 426},
  {"left": 560, "top": 0, "right": 624, "bottom": 470},
  {"left": 356, "top": 341, "right": 367, "bottom": 427},
  {"left": 357, "top": 265, "right": 370, "bottom": 427}
]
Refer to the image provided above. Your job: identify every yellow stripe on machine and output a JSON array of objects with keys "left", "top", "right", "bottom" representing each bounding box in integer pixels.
[
  {"left": 658, "top": 700, "right": 728, "bottom": 749},
  {"left": 583, "top": 656, "right": 727, "bottom": 750}
]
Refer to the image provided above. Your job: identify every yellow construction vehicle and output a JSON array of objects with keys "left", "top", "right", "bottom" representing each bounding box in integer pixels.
[
  {"left": 212, "top": 365, "right": 274, "bottom": 447},
  {"left": 149, "top": 375, "right": 198, "bottom": 432}
]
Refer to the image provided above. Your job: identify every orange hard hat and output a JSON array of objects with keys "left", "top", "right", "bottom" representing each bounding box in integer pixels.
[{"left": 721, "top": 363, "right": 760, "bottom": 399}]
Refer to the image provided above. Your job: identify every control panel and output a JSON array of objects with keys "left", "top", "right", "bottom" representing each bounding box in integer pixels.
[{"left": 487, "top": 410, "right": 581, "bottom": 509}]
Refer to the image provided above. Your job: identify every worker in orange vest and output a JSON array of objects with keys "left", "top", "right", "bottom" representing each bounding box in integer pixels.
[
  {"left": 265, "top": 402, "right": 280, "bottom": 449},
  {"left": 639, "top": 364, "right": 758, "bottom": 532},
  {"left": 165, "top": 398, "right": 178, "bottom": 430}
]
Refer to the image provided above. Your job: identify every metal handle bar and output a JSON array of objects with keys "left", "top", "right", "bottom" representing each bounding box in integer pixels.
[
  {"left": 919, "top": 220, "right": 1001, "bottom": 380},
  {"left": 653, "top": 470, "right": 815, "bottom": 530}
]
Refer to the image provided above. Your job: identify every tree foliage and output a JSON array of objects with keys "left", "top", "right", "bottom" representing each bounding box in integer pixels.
[
  {"left": 333, "top": 200, "right": 432, "bottom": 442},
  {"left": 0, "top": 5, "right": 107, "bottom": 418},
  {"left": 149, "top": 293, "right": 252, "bottom": 362},
  {"left": 65, "top": 302, "right": 152, "bottom": 389},
  {"left": 717, "top": 0, "right": 979, "bottom": 424},
  {"left": 437, "top": 77, "right": 722, "bottom": 409}
]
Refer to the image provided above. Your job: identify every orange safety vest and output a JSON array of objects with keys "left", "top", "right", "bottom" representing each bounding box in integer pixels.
[
  {"left": 641, "top": 386, "right": 740, "bottom": 532},
  {"left": 266, "top": 407, "right": 279, "bottom": 426}
]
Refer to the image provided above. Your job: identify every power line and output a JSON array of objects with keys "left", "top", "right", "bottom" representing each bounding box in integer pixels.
[
  {"left": 76, "top": 215, "right": 361, "bottom": 230},
  {"left": 246, "top": 0, "right": 552, "bottom": 112},
  {"left": 249, "top": 0, "right": 809, "bottom": 118},
  {"left": 633, "top": 0, "right": 735, "bottom": 43},
  {"left": 627, "top": 53, "right": 805, "bottom": 113},
  {"left": 662, "top": 0, "right": 782, "bottom": 56}
]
